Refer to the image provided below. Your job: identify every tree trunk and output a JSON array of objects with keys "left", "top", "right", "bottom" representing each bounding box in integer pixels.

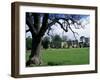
[
  {"left": 26, "top": 36, "right": 42, "bottom": 66},
  {"left": 26, "top": 13, "right": 49, "bottom": 66}
]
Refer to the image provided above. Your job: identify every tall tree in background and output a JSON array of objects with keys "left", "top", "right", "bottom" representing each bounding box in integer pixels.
[
  {"left": 51, "top": 35, "right": 62, "bottom": 48},
  {"left": 42, "top": 36, "right": 50, "bottom": 49},
  {"left": 26, "top": 12, "right": 89, "bottom": 66},
  {"left": 80, "top": 36, "right": 85, "bottom": 43}
]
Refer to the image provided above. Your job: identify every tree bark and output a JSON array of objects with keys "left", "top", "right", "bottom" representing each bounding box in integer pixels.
[{"left": 26, "top": 36, "right": 42, "bottom": 66}]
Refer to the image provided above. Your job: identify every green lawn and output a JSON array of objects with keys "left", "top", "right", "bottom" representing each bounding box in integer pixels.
[{"left": 26, "top": 48, "right": 89, "bottom": 66}]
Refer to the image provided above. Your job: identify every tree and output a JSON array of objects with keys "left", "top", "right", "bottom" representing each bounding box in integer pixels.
[
  {"left": 26, "top": 12, "right": 89, "bottom": 66},
  {"left": 67, "top": 40, "right": 72, "bottom": 48},
  {"left": 42, "top": 36, "right": 50, "bottom": 49},
  {"left": 80, "top": 36, "right": 85, "bottom": 47},
  {"left": 82, "top": 37, "right": 90, "bottom": 47},
  {"left": 84, "top": 37, "right": 90, "bottom": 47},
  {"left": 80, "top": 36, "right": 85, "bottom": 43},
  {"left": 51, "top": 35, "right": 62, "bottom": 48}
]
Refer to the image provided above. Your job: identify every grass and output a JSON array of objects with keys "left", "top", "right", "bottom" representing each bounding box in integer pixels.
[{"left": 26, "top": 48, "right": 89, "bottom": 66}]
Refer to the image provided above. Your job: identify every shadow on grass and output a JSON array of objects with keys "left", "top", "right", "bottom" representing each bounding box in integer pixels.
[
  {"left": 47, "top": 61, "right": 65, "bottom": 66},
  {"left": 47, "top": 62, "right": 62, "bottom": 66}
]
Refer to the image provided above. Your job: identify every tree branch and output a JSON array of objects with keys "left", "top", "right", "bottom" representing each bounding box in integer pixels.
[
  {"left": 47, "top": 18, "right": 69, "bottom": 33},
  {"left": 47, "top": 27, "right": 52, "bottom": 35},
  {"left": 26, "top": 13, "right": 37, "bottom": 35},
  {"left": 38, "top": 14, "right": 49, "bottom": 37},
  {"left": 56, "top": 21, "right": 68, "bottom": 32},
  {"left": 26, "top": 29, "right": 30, "bottom": 33}
]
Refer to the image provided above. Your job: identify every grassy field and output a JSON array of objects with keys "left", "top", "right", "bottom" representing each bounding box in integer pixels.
[{"left": 26, "top": 48, "right": 89, "bottom": 66}]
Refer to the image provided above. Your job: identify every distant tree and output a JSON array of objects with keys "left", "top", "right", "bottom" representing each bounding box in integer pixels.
[
  {"left": 83, "top": 37, "right": 90, "bottom": 47},
  {"left": 26, "top": 36, "right": 32, "bottom": 50},
  {"left": 80, "top": 36, "right": 85, "bottom": 43},
  {"left": 79, "top": 42, "right": 83, "bottom": 48},
  {"left": 42, "top": 36, "right": 50, "bottom": 49},
  {"left": 52, "top": 35, "right": 62, "bottom": 48},
  {"left": 67, "top": 40, "right": 72, "bottom": 48},
  {"left": 80, "top": 36, "right": 90, "bottom": 47},
  {"left": 72, "top": 40, "right": 79, "bottom": 48},
  {"left": 75, "top": 40, "right": 79, "bottom": 48},
  {"left": 80, "top": 36, "right": 85, "bottom": 48}
]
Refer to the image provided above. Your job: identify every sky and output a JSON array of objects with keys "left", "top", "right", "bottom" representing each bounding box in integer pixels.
[{"left": 26, "top": 14, "right": 90, "bottom": 42}]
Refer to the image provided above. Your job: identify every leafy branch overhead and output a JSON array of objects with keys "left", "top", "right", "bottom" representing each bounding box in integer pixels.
[{"left": 26, "top": 13, "right": 89, "bottom": 39}]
